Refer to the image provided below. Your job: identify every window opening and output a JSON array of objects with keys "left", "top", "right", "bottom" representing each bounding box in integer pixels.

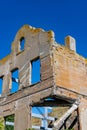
[
  {"left": 31, "top": 58, "right": 40, "bottom": 84},
  {"left": 32, "top": 107, "right": 54, "bottom": 129},
  {"left": 0, "top": 77, "right": 3, "bottom": 94},
  {"left": 31, "top": 98, "right": 78, "bottom": 129},
  {"left": 10, "top": 69, "right": 19, "bottom": 93},
  {"left": 20, "top": 37, "right": 25, "bottom": 50},
  {"left": 5, "top": 114, "right": 14, "bottom": 130}
]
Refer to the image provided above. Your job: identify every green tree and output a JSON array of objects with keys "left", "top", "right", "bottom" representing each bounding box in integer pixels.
[
  {"left": 5, "top": 115, "right": 14, "bottom": 130},
  {"left": 0, "top": 116, "right": 4, "bottom": 130}
]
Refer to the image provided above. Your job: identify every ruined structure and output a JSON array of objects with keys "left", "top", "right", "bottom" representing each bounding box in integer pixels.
[{"left": 0, "top": 24, "right": 87, "bottom": 130}]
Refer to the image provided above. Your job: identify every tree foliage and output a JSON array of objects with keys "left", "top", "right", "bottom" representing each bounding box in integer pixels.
[
  {"left": 5, "top": 115, "right": 14, "bottom": 130},
  {"left": 0, "top": 116, "right": 4, "bottom": 130}
]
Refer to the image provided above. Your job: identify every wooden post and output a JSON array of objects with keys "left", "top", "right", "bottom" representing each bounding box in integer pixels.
[
  {"left": 53, "top": 99, "right": 80, "bottom": 129},
  {"left": 78, "top": 98, "right": 87, "bottom": 130}
]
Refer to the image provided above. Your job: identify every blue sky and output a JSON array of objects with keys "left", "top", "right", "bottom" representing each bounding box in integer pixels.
[
  {"left": 0, "top": 0, "right": 87, "bottom": 59},
  {"left": 0, "top": 0, "right": 87, "bottom": 126},
  {"left": 0, "top": 0, "right": 87, "bottom": 93}
]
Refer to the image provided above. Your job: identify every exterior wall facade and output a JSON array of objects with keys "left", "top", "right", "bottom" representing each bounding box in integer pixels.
[
  {"left": 0, "top": 25, "right": 54, "bottom": 96},
  {"left": 0, "top": 25, "right": 54, "bottom": 130},
  {"left": 0, "top": 25, "right": 87, "bottom": 129},
  {"left": 53, "top": 43, "right": 87, "bottom": 96}
]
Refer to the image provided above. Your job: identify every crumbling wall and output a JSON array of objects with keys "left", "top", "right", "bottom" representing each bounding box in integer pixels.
[
  {"left": 53, "top": 42, "right": 87, "bottom": 95},
  {"left": 0, "top": 25, "right": 87, "bottom": 130},
  {"left": 0, "top": 25, "right": 55, "bottom": 130},
  {"left": 0, "top": 25, "right": 54, "bottom": 96}
]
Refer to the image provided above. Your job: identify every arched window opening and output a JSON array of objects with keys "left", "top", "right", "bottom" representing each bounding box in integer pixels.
[{"left": 20, "top": 37, "right": 25, "bottom": 51}]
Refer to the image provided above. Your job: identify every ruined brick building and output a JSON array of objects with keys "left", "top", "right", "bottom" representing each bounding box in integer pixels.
[{"left": 0, "top": 24, "right": 87, "bottom": 130}]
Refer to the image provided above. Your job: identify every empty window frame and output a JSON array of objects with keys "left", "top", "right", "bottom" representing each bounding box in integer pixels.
[
  {"left": 20, "top": 37, "right": 25, "bottom": 51},
  {"left": 0, "top": 76, "right": 3, "bottom": 94},
  {"left": 32, "top": 107, "right": 54, "bottom": 129},
  {"left": 10, "top": 69, "right": 19, "bottom": 93},
  {"left": 31, "top": 58, "right": 40, "bottom": 84},
  {"left": 5, "top": 114, "right": 14, "bottom": 130}
]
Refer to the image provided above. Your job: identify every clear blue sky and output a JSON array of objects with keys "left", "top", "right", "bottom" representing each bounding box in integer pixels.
[
  {"left": 0, "top": 0, "right": 87, "bottom": 125},
  {"left": 0, "top": 0, "right": 87, "bottom": 58}
]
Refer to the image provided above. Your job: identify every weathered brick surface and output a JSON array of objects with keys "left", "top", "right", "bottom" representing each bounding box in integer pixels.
[
  {"left": 0, "top": 25, "right": 87, "bottom": 130},
  {"left": 53, "top": 43, "right": 87, "bottom": 96}
]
